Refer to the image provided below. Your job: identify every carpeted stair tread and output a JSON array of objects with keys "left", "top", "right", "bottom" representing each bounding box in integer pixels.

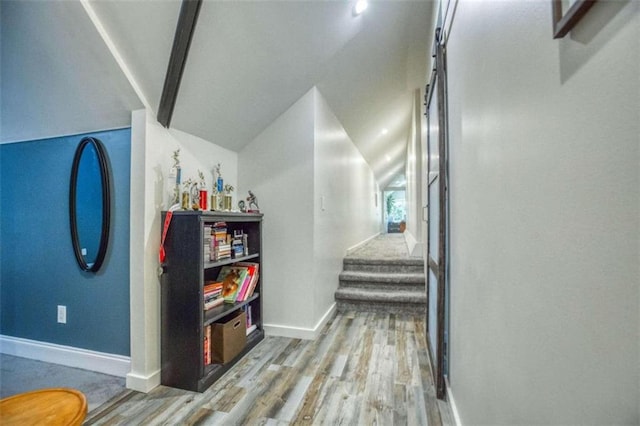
[
  {"left": 344, "top": 257, "right": 423, "bottom": 266},
  {"left": 339, "top": 270, "right": 425, "bottom": 283},
  {"left": 335, "top": 287, "right": 426, "bottom": 304},
  {"left": 343, "top": 257, "right": 425, "bottom": 274},
  {"left": 336, "top": 300, "right": 426, "bottom": 315}
]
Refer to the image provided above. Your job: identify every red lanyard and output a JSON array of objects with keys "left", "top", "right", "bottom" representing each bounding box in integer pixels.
[{"left": 159, "top": 210, "right": 173, "bottom": 264}]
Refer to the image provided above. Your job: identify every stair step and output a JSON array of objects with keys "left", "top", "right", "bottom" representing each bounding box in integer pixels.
[
  {"left": 339, "top": 271, "right": 425, "bottom": 284},
  {"left": 335, "top": 287, "right": 426, "bottom": 304},
  {"left": 343, "top": 257, "right": 424, "bottom": 274},
  {"left": 336, "top": 300, "right": 426, "bottom": 316}
]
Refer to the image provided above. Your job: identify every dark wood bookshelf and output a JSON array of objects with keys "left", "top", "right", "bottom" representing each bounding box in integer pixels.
[{"left": 160, "top": 210, "right": 264, "bottom": 392}]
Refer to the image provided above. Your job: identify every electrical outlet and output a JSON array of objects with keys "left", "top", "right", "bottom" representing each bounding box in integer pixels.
[{"left": 57, "top": 305, "right": 66, "bottom": 324}]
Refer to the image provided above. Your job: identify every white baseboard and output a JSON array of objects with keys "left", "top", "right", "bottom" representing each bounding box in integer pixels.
[
  {"left": 126, "top": 369, "right": 161, "bottom": 393},
  {"left": 346, "top": 233, "right": 380, "bottom": 255},
  {"left": 445, "top": 377, "right": 462, "bottom": 426},
  {"left": 264, "top": 303, "right": 336, "bottom": 340},
  {"left": 0, "top": 334, "right": 130, "bottom": 378},
  {"left": 403, "top": 230, "right": 424, "bottom": 258}
]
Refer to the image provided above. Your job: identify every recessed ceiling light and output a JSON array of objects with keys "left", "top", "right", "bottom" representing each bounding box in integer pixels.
[
  {"left": 385, "top": 155, "right": 391, "bottom": 162},
  {"left": 381, "top": 128, "right": 388, "bottom": 135},
  {"left": 353, "top": 0, "right": 368, "bottom": 16}
]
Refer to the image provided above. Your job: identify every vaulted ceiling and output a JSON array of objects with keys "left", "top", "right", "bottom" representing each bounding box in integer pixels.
[{"left": 1, "top": 0, "right": 433, "bottom": 188}]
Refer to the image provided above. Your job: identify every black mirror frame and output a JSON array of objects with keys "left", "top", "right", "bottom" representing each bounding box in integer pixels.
[{"left": 69, "top": 137, "right": 112, "bottom": 273}]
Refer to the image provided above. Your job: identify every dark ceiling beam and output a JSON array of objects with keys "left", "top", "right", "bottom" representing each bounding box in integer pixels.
[{"left": 157, "top": 0, "right": 203, "bottom": 128}]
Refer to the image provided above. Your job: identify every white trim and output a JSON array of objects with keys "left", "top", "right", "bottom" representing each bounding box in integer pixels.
[
  {"left": 346, "top": 233, "right": 380, "bottom": 256},
  {"left": 445, "top": 376, "right": 462, "bottom": 426},
  {"left": 264, "top": 303, "right": 337, "bottom": 340},
  {"left": 404, "top": 230, "right": 424, "bottom": 258},
  {"left": 80, "top": 0, "right": 152, "bottom": 110},
  {"left": 126, "top": 369, "right": 161, "bottom": 393},
  {"left": 0, "top": 335, "right": 130, "bottom": 378}
]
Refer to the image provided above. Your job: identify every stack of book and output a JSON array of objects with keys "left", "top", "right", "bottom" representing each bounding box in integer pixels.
[
  {"left": 204, "top": 281, "right": 224, "bottom": 310},
  {"left": 212, "top": 222, "right": 231, "bottom": 261},
  {"left": 217, "top": 262, "right": 259, "bottom": 304},
  {"left": 203, "top": 225, "right": 212, "bottom": 262},
  {"left": 216, "top": 242, "right": 231, "bottom": 260},
  {"left": 232, "top": 230, "right": 245, "bottom": 258}
]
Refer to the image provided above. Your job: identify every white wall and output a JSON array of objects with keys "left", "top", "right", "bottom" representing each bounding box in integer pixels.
[
  {"left": 128, "top": 109, "right": 238, "bottom": 392},
  {"left": 445, "top": 1, "right": 639, "bottom": 424},
  {"left": 238, "top": 88, "right": 380, "bottom": 338},
  {"left": 238, "top": 91, "right": 316, "bottom": 333},
  {"left": 313, "top": 88, "right": 380, "bottom": 324},
  {"left": 404, "top": 89, "right": 424, "bottom": 257}
]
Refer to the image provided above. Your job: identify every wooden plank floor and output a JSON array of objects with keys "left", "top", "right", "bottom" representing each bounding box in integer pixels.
[{"left": 86, "top": 312, "right": 451, "bottom": 425}]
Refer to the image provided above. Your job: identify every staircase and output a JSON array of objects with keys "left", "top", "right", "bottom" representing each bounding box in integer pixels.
[{"left": 335, "top": 235, "right": 427, "bottom": 315}]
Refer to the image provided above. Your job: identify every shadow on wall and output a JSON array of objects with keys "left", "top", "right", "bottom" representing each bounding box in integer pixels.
[{"left": 559, "top": 0, "right": 633, "bottom": 83}]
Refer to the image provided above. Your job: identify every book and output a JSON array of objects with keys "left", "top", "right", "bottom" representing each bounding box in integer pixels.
[
  {"left": 204, "top": 281, "right": 223, "bottom": 293},
  {"left": 217, "top": 266, "right": 249, "bottom": 303},
  {"left": 203, "top": 281, "right": 224, "bottom": 310},
  {"left": 233, "top": 265, "right": 251, "bottom": 302},
  {"left": 246, "top": 324, "right": 257, "bottom": 336},
  {"left": 231, "top": 230, "right": 245, "bottom": 258},
  {"left": 215, "top": 242, "right": 232, "bottom": 260},
  {"left": 204, "top": 297, "right": 224, "bottom": 311},
  {"left": 247, "top": 271, "right": 259, "bottom": 299},
  {"left": 204, "top": 290, "right": 222, "bottom": 303},
  {"left": 238, "top": 262, "right": 259, "bottom": 299},
  {"left": 233, "top": 262, "right": 258, "bottom": 301},
  {"left": 204, "top": 325, "right": 211, "bottom": 365},
  {"left": 245, "top": 304, "right": 252, "bottom": 327},
  {"left": 234, "top": 265, "right": 253, "bottom": 301},
  {"left": 211, "top": 222, "right": 228, "bottom": 261}
]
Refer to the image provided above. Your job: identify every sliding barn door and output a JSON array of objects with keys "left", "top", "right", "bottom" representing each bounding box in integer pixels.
[{"left": 425, "top": 28, "right": 449, "bottom": 400}]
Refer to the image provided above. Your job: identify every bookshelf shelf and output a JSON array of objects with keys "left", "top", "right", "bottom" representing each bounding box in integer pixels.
[
  {"left": 203, "top": 293, "right": 260, "bottom": 326},
  {"left": 203, "top": 253, "right": 260, "bottom": 270},
  {"left": 160, "top": 210, "right": 264, "bottom": 392}
]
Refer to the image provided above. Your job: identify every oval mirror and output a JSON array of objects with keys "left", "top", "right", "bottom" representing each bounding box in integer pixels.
[{"left": 69, "top": 137, "right": 112, "bottom": 272}]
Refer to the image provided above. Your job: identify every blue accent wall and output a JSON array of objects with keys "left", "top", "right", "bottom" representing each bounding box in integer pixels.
[{"left": 0, "top": 128, "right": 131, "bottom": 356}]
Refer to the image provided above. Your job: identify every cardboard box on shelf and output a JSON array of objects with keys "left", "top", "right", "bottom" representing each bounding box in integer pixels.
[{"left": 211, "top": 311, "right": 247, "bottom": 364}]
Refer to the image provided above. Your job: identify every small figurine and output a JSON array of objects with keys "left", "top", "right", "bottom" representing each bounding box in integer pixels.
[{"left": 247, "top": 190, "right": 259, "bottom": 212}]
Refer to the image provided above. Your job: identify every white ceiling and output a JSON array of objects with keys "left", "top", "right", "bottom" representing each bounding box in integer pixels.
[{"left": 1, "top": 0, "right": 433, "bottom": 188}]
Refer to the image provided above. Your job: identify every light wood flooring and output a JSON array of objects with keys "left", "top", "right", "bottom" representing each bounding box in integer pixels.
[{"left": 86, "top": 311, "right": 453, "bottom": 425}]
